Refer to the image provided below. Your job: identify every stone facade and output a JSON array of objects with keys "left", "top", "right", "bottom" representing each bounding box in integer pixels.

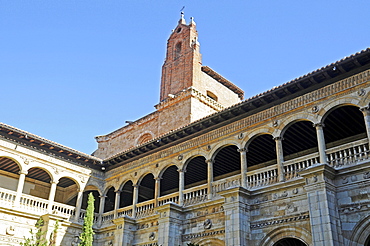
[{"left": 0, "top": 14, "right": 370, "bottom": 246}]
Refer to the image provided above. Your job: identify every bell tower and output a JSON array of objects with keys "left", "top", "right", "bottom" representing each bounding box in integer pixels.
[{"left": 160, "top": 13, "right": 202, "bottom": 101}]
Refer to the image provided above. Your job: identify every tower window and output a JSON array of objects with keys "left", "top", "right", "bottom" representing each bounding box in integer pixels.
[
  {"left": 175, "top": 42, "right": 182, "bottom": 59},
  {"left": 207, "top": 91, "right": 218, "bottom": 102}
]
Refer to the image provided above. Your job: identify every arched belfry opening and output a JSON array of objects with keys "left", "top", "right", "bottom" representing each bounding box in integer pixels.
[
  {"left": 175, "top": 42, "right": 182, "bottom": 59},
  {"left": 273, "top": 238, "right": 307, "bottom": 246}
]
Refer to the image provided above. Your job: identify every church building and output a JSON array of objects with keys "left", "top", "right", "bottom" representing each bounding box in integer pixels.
[{"left": 0, "top": 14, "right": 370, "bottom": 246}]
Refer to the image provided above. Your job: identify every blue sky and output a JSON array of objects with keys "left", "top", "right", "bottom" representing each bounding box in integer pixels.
[{"left": 1, "top": 1, "right": 369, "bottom": 154}]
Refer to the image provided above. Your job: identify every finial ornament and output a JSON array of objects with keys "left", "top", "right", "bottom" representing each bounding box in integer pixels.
[{"left": 179, "top": 6, "right": 186, "bottom": 24}]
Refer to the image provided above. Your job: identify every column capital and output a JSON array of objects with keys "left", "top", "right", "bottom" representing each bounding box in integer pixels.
[
  {"left": 133, "top": 184, "right": 139, "bottom": 188},
  {"left": 273, "top": 136, "right": 284, "bottom": 141},
  {"left": 313, "top": 123, "right": 325, "bottom": 128},
  {"left": 114, "top": 190, "right": 121, "bottom": 193},
  {"left": 50, "top": 180, "right": 59, "bottom": 185},
  {"left": 154, "top": 177, "right": 162, "bottom": 181},
  {"left": 237, "top": 148, "right": 247, "bottom": 153},
  {"left": 205, "top": 159, "right": 213, "bottom": 164},
  {"left": 18, "top": 170, "right": 28, "bottom": 175},
  {"left": 77, "top": 188, "right": 84, "bottom": 193},
  {"left": 360, "top": 106, "right": 370, "bottom": 115},
  {"left": 177, "top": 168, "right": 186, "bottom": 173}
]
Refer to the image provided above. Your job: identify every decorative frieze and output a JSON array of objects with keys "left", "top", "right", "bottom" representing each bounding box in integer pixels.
[
  {"left": 250, "top": 212, "right": 310, "bottom": 229},
  {"left": 182, "top": 229, "right": 225, "bottom": 241}
]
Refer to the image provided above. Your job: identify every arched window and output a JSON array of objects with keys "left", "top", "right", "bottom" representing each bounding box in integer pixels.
[
  {"left": 175, "top": 42, "right": 182, "bottom": 59},
  {"left": 207, "top": 91, "right": 218, "bottom": 102},
  {"left": 137, "top": 133, "right": 153, "bottom": 145}
]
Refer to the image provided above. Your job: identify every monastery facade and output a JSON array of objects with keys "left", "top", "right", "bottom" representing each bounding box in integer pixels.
[{"left": 1, "top": 14, "right": 370, "bottom": 246}]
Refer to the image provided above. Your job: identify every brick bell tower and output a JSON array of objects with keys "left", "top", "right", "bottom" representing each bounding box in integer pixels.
[{"left": 160, "top": 13, "right": 201, "bottom": 101}]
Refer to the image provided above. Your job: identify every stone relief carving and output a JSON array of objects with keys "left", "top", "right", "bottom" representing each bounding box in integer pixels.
[
  {"left": 203, "top": 219, "right": 212, "bottom": 230},
  {"left": 6, "top": 225, "right": 15, "bottom": 235},
  {"left": 149, "top": 232, "right": 156, "bottom": 240}
]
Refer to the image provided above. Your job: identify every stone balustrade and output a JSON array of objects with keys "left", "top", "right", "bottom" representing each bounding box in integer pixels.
[
  {"left": 158, "top": 192, "right": 179, "bottom": 206},
  {"left": 183, "top": 184, "right": 208, "bottom": 206},
  {"left": 327, "top": 138, "right": 369, "bottom": 167}
]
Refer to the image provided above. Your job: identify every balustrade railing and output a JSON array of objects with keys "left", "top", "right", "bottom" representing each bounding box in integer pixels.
[
  {"left": 212, "top": 174, "right": 241, "bottom": 196},
  {"left": 78, "top": 209, "right": 99, "bottom": 226},
  {"left": 327, "top": 139, "right": 369, "bottom": 167},
  {"left": 284, "top": 153, "right": 319, "bottom": 180},
  {"left": 19, "top": 194, "right": 49, "bottom": 215},
  {"left": 117, "top": 206, "right": 133, "bottom": 218},
  {"left": 52, "top": 202, "right": 75, "bottom": 218},
  {"left": 0, "top": 187, "right": 16, "bottom": 209},
  {"left": 158, "top": 192, "right": 179, "bottom": 206},
  {"left": 101, "top": 210, "right": 115, "bottom": 225},
  {"left": 247, "top": 165, "right": 278, "bottom": 189},
  {"left": 183, "top": 184, "right": 208, "bottom": 206},
  {"left": 135, "top": 200, "right": 155, "bottom": 218}
]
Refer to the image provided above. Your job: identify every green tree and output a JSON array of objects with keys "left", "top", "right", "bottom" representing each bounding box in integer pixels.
[
  {"left": 21, "top": 217, "right": 47, "bottom": 246},
  {"left": 79, "top": 192, "right": 95, "bottom": 246},
  {"left": 48, "top": 220, "right": 59, "bottom": 246}
]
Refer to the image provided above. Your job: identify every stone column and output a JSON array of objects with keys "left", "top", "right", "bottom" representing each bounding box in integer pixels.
[
  {"left": 314, "top": 123, "right": 327, "bottom": 164},
  {"left": 238, "top": 148, "right": 248, "bottom": 188},
  {"left": 360, "top": 107, "right": 370, "bottom": 143},
  {"left": 74, "top": 189, "right": 84, "bottom": 222},
  {"left": 154, "top": 177, "right": 161, "bottom": 207},
  {"left": 300, "top": 163, "right": 344, "bottom": 245},
  {"left": 132, "top": 184, "right": 139, "bottom": 218},
  {"left": 14, "top": 170, "right": 28, "bottom": 206},
  {"left": 274, "top": 137, "right": 285, "bottom": 182},
  {"left": 206, "top": 159, "right": 213, "bottom": 200},
  {"left": 157, "top": 203, "right": 183, "bottom": 246},
  {"left": 219, "top": 187, "right": 251, "bottom": 246},
  {"left": 98, "top": 195, "right": 106, "bottom": 226},
  {"left": 48, "top": 180, "right": 58, "bottom": 213},
  {"left": 114, "top": 190, "right": 121, "bottom": 219},
  {"left": 178, "top": 168, "right": 185, "bottom": 206},
  {"left": 112, "top": 216, "right": 136, "bottom": 246}
]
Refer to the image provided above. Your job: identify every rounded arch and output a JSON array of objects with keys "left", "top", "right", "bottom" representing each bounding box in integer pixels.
[
  {"left": 279, "top": 118, "right": 315, "bottom": 138},
  {"left": 321, "top": 102, "right": 361, "bottom": 123},
  {"left": 138, "top": 173, "right": 155, "bottom": 203},
  {"left": 273, "top": 238, "right": 307, "bottom": 246},
  {"left": 57, "top": 175, "right": 81, "bottom": 190},
  {"left": 120, "top": 180, "right": 134, "bottom": 208},
  {"left": 212, "top": 144, "right": 241, "bottom": 181},
  {"left": 241, "top": 127, "right": 274, "bottom": 147},
  {"left": 280, "top": 119, "right": 318, "bottom": 161},
  {"left": 350, "top": 214, "right": 370, "bottom": 245},
  {"left": 322, "top": 104, "right": 366, "bottom": 148},
  {"left": 104, "top": 186, "right": 116, "bottom": 212},
  {"left": 210, "top": 142, "right": 241, "bottom": 159},
  {"left": 84, "top": 181, "right": 103, "bottom": 196},
  {"left": 196, "top": 238, "right": 225, "bottom": 246},
  {"left": 55, "top": 176, "right": 79, "bottom": 205},
  {"left": 159, "top": 165, "right": 179, "bottom": 196},
  {"left": 246, "top": 133, "right": 276, "bottom": 169},
  {"left": 0, "top": 156, "right": 22, "bottom": 191},
  {"left": 78, "top": 190, "right": 101, "bottom": 213},
  {"left": 259, "top": 226, "right": 311, "bottom": 246},
  {"left": 135, "top": 131, "right": 154, "bottom": 146},
  {"left": 184, "top": 155, "right": 207, "bottom": 189},
  {"left": 25, "top": 164, "right": 55, "bottom": 182},
  {"left": 25, "top": 166, "right": 52, "bottom": 200}
]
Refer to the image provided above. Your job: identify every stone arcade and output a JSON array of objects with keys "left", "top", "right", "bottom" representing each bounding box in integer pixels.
[{"left": 1, "top": 14, "right": 370, "bottom": 246}]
